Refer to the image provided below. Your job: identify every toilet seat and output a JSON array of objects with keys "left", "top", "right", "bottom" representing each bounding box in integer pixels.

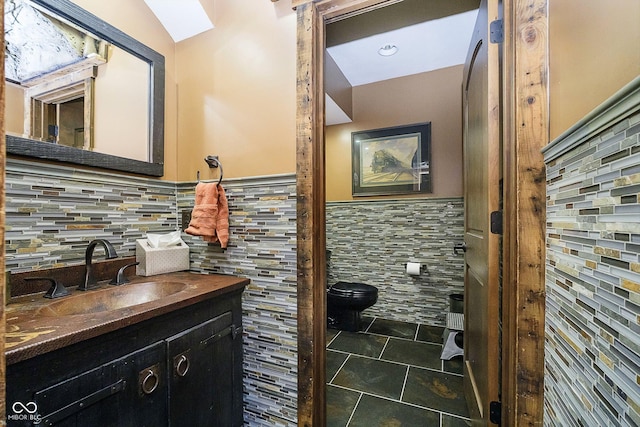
[{"left": 328, "top": 281, "right": 377, "bottom": 298}]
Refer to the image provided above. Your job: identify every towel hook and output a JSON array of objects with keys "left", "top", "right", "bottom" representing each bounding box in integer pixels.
[{"left": 197, "top": 156, "right": 224, "bottom": 185}]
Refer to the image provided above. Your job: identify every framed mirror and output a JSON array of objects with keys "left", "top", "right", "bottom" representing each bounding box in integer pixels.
[{"left": 4, "top": 0, "right": 165, "bottom": 176}]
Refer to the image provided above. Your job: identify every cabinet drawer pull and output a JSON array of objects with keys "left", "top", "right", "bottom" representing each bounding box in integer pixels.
[
  {"left": 175, "top": 354, "right": 190, "bottom": 377},
  {"left": 140, "top": 367, "right": 159, "bottom": 395}
]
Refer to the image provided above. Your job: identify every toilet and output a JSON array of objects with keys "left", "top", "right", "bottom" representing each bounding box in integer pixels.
[{"left": 327, "top": 281, "right": 378, "bottom": 332}]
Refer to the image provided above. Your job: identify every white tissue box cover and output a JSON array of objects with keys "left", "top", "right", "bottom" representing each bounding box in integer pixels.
[{"left": 136, "top": 238, "right": 189, "bottom": 276}]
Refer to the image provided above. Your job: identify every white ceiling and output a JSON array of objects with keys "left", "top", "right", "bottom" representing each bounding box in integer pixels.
[
  {"left": 325, "top": 9, "right": 478, "bottom": 125},
  {"left": 325, "top": 95, "right": 352, "bottom": 125},
  {"left": 326, "top": 9, "right": 478, "bottom": 87}
]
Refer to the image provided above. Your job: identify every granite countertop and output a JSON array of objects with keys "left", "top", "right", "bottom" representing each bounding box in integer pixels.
[{"left": 5, "top": 271, "right": 249, "bottom": 365}]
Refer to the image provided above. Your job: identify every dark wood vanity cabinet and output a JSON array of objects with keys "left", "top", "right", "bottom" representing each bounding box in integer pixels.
[
  {"left": 167, "top": 311, "right": 243, "bottom": 427},
  {"left": 6, "top": 288, "right": 244, "bottom": 427},
  {"left": 33, "top": 342, "right": 168, "bottom": 427}
]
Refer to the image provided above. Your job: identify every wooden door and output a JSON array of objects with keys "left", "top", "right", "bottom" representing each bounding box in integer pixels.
[{"left": 462, "top": 0, "right": 501, "bottom": 423}]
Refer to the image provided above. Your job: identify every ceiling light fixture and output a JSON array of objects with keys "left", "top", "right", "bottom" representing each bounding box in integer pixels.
[{"left": 378, "top": 44, "right": 399, "bottom": 57}]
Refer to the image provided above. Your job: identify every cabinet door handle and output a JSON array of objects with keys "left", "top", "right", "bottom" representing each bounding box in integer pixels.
[
  {"left": 174, "top": 353, "right": 190, "bottom": 377},
  {"left": 140, "top": 366, "right": 160, "bottom": 395}
]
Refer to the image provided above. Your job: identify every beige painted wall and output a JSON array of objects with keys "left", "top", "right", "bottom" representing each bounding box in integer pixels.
[
  {"left": 11, "top": 1, "right": 638, "bottom": 181},
  {"left": 175, "top": 0, "right": 297, "bottom": 181},
  {"left": 5, "top": 84, "right": 24, "bottom": 134},
  {"left": 326, "top": 65, "right": 464, "bottom": 201},
  {"left": 549, "top": 0, "right": 640, "bottom": 139},
  {"left": 93, "top": 46, "right": 149, "bottom": 161}
]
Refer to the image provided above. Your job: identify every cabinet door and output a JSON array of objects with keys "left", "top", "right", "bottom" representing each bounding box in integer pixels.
[
  {"left": 32, "top": 342, "right": 167, "bottom": 427},
  {"left": 166, "top": 311, "right": 242, "bottom": 427}
]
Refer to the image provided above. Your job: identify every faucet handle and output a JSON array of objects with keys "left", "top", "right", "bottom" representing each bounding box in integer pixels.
[
  {"left": 24, "top": 277, "right": 70, "bottom": 299},
  {"left": 110, "top": 262, "right": 140, "bottom": 286}
]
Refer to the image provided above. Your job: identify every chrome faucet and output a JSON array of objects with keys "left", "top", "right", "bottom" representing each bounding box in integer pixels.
[{"left": 79, "top": 239, "right": 118, "bottom": 291}]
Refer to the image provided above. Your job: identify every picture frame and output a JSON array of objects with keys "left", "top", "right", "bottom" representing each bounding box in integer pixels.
[{"left": 351, "top": 122, "right": 432, "bottom": 196}]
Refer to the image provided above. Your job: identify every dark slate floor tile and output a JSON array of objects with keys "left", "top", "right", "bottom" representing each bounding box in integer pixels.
[
  {"left": 327, "top": 328, "right": 339, "bottom": 345},
  {"left": 444, "top": 356, "right": 464, "bottom": 375},
  {"left": 326, "top": 318, "right": 471, "bottom": 426},
  {"left": 417, "top": 323, "right": 446, "bottom": 344},
  {"left": 403, "top": 367, "right": 469, "bottom": 418},
  {"left": 348, "top": 394, "right": 440, "bottom": 427},
  {"left": 442, "top": 414, "right": 473, "bottom": 427},
  {"left": 332, "top": 355, "right": 407, "bottom": 400},
  {"left": 328, "top": 331, "right": 388, "bottom": 358},
  {"left": 327, "top": 350, "right": 349, "bottom": 382},
  {"left": 368, "top": 318, "right": 418, "bottom": 339},
  {"left": 326, "top": 385, "right": 360, "bottom": 427},
  {"left": 361, "top": 316, "right": 375, "bottom": 331},
  {"left": 381, "top": 337, "right": 443, "bottom": 369}
]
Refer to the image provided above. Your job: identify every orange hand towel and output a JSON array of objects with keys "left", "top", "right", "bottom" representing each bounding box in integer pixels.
[{"left": 185, "top": 182, "right": 229, "bottom": 248}]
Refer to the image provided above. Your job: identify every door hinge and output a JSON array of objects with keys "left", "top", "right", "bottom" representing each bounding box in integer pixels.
[
  {"left": 232, "top": 325, "right": 243, "bottom": 340},
  {"left": 490, "top": 210, "right": 503, "bottom": 235},
  {"left": 490, "top": 19, "right": 503, "bottom": 44},
  {"left": 490, "top": 400, "right": 502, "bottom": 424}
]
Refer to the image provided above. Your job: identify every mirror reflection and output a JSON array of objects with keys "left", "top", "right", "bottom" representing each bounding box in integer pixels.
[{"left": 4, "top": 0, "right": 165, "bottom": 176}]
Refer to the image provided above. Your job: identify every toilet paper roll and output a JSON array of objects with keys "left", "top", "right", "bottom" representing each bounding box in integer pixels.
[{"left": 406, "top": 262, "right": 422, "bottom": 275}]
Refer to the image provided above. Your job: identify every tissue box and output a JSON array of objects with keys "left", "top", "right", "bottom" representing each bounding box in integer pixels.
[{"left": 136, "top": 239, "right": 189, "bottom": 276}]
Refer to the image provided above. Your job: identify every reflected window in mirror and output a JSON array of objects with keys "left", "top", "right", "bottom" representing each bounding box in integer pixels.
[{"left": 23, "top": 65, "right": 96, "bottom": 150}]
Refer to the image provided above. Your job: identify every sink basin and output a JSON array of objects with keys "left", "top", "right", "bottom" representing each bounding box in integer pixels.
[{"left": 37, "top": 281, "right": 188, "bottom": 316}]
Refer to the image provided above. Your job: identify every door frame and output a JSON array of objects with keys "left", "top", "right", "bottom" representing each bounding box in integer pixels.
[
  {"left": 294, "top": 0, "right": 548, "bottom": 425},
  {"left": 1, "top": 0, "right": 6, "bottom": 420},
  {"left": 500, "top": 1, "right": 548, "bottom": 425}
]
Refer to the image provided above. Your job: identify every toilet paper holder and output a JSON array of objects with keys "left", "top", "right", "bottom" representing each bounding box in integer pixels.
[{"left": 405, "top": 262, "right": 427, "bottom": 275}]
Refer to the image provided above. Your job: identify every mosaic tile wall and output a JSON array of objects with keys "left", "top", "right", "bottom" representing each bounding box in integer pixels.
[
  {"left": 5, "top": 159, "right": 177, "bottom": 272},
  {"left": 326, "top": 198, "right": 464, "bottom": 326},
  {"left": 5, "top": 160, "right": 298, "bottom": 427},
  {"left": 544, "top": 90, "right": 640, "bottom": 425},
  {"left": 177, "top": 176, "right": 298, "bottom": 426}
]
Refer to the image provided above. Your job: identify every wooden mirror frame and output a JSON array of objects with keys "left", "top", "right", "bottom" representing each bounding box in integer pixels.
[
  {"left": 294, "top": 0, "right": 548, "bottom": 425},
  {"left": 5, "top": 0, "right": 165, "bottom": 176}
]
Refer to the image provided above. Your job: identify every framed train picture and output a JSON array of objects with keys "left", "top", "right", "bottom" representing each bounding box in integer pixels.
[{"left": 351, "top": 122, "right": 432, "bottom": 196}]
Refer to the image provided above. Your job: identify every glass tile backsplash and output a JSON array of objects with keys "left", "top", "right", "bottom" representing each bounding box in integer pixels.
[{"left": 544, "top": 90, "right": 640, "bottom": 426}]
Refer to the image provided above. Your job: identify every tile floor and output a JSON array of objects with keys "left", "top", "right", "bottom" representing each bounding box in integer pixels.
[{"left": 326, "top": 317, "right": 470, "bottom": 427}]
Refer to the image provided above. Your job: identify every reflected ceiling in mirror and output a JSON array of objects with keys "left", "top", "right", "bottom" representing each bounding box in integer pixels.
[{"left": 4, "top": 0, "right": 165, "bottom": 176}]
